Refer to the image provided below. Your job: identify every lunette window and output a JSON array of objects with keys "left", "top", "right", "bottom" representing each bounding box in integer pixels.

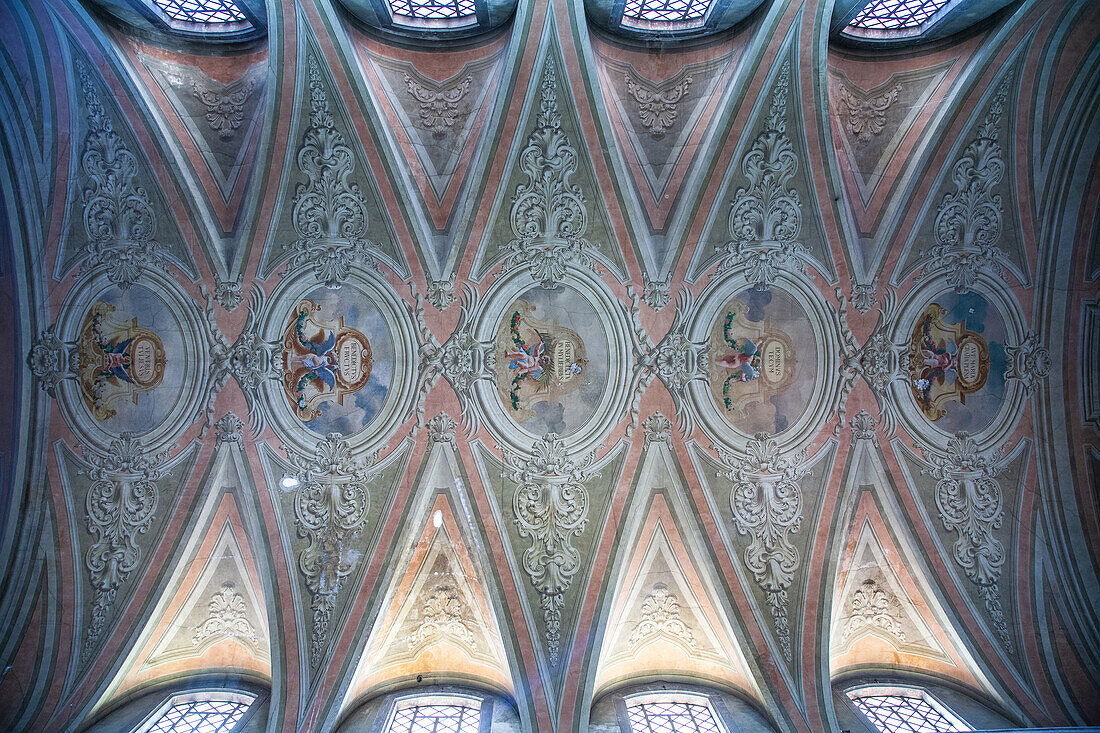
[
  {"left": 625, "top": 695, "right": 725, "bottom": 733},
  {"left": 620, "top": 0, "right": 713, "bottom": 31},
  {"left": 135, "top": 692, "right": 256, "bottom": 733},
  {"left": 847, "top": 0, "right": 953, "bottom": 31},
  {"left": 388, "top": 0, "right": 478, "bottom": 27},
  {"left": 150, "top": 0, "right": 249, "bottom": 25},
  {"left": 848, "top": 689, "right": 973, "bottom": 733},
  {"left": 386, "top": 698, "right": 482, "bottom": 733}
]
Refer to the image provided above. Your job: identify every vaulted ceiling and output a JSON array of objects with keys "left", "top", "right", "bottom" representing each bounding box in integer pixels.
[{"left": 0, "top": 0, "right": 1098, "bottom": 730}]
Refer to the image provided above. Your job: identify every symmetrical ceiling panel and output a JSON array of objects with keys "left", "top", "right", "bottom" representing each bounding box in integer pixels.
[{"left": 0, "top": 0, "right": 1098, "bottom": 731}]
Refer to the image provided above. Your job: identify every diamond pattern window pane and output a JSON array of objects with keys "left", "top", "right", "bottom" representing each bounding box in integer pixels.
[
  {"left": 627, "top": 701, "right": 722, "bottom": 733},
  {"left": 151, "top": 0, "right": 248, "bottom": 24},
  {"left": 146, "top": 698, "right": 253, "bottom": 733},
  {"left": 387, "top": 703, "right": 481, "bottom": 733},
  {"left": 388, "top": 0, "right": 477, "bottom": 22},
  {"left": 621, "top": 0, "right": 711, "bottom": 27},
  {"left": 847, "top": 0, "right": 953, "bottom": 30},
  {"left": 849, "top": 693, "right": 973, "bottom": 733}
]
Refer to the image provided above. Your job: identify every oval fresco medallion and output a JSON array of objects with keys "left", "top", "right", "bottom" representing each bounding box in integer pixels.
[
  {"left": 707, "top": 287, "right": 817, "bottom": 434},
  {"left": 492, "top": 286, "right": 609, "bottom": 436},
  {"left": 279, "top": 286, "right": 394, "bottom": 436},
  {"left": 76, "top": 285, "right": 183, "bottom": 432},
  {"left": 905, "top": 291, "right": 1006, "bottom": 433}
]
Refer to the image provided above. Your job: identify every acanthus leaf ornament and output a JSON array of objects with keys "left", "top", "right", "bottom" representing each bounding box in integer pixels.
[
  {"left": 213, "top": 273, "right": 244, "bottom": 312},
  {"left": 283, "top": 433, "right": 375, "bottom": 668},
  {"left": 286, "top": 54, "right": 378, "bottom": 289},
  {"left": 630, "top": 288, "right": 708, "bottom": 435},
  {"left": 502, "top": 435, "right": 598, "bottom": 665},
  {"left": 624, "top": 69, "right": 693, "bottom": 137},
  {"left": 641, "top": 272, "right": 672, "bottom": 311},
  {"left": 412, "top": 285, "right": 494, "bottom": 434},
  {"left": 921, "top": 433, "right": 1014, "bottom": 651},
  {"left": 406, "top": 583, "right": 477, "bottom": 652},
  {"left": 629, "top": 583, "right": 696, "bottom": 650},
  {"left": 403, "top": 72, "right": 473, "bottom": 131},
  {"left": 921, "top": 76, "right": 1012, "bottom": 293},
  {"left": 641, "top": 412, "right": 673, "bottom": 449},
  {"left": 76, "top": 62, "right": 168, "bottom": 290},
  {"left": 203, "top": 286, "right": 281, "bottom": 436},
  {"left": 28, "top": 324, "right": 74, "bottom": 398},
  {"left": 192, "top": 582, "right": 258, "bottom": 646},
  {"left": 714, "top": 433, "right": 810, "bottom": 661},
  {"left": 837, "top": 83, "right": 901, "bottom": 141},
  {"left": 850, "top": 280, "right": 877, "bottom": 314},
  {"left": 717, "top": 60, "right": 808, "bottom": 289},
  {"left": 841, "top": 578, "right": 906, "bottom": 644},
  {"left": 501, "top": 57, "right": 597, "bottom": 288},
  {"left": 427, "top": 275, "right": 457, "bottom": 310},
  {"left": 426, "top": 412, "right": 457, "bottom": 445},
  {"left": 849, "top": 410, "right": 879, "bottom": 446},
  {"left": 80, "top": 433, "right": 172, "bottom": 657},
  {"left": 1004, "top": 331, "right": 1050, "bottom": 394},
  {"left": 193, "top": 78, "right": 256, "bottom": 140},
  {"left": 214, "top": 412, "right": 244, "bottom": 446}
]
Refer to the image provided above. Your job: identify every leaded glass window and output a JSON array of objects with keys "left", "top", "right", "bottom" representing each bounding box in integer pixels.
[
  {"left": 848, "top": 690, "right": 973, "bottom": 733},
  {"left": 626, "top": 698, "right": 723, "bottom": 733},
  {"left": 388, "top": 0, "right": 477, "bottom": 26},
  {"left": 386, "top": 699, "right": 481, "bottom": 733},
  {"left": 150, "top": 0, "right": 249, "bottom": 25},
  {"left": 138, "top": 693, "right": 255, "bottom": 733},
  {"left": 847, "top": 0, "right": 953, "bottom": 31},
  {"left": 620, "top": 0, "right": 712, "bottom": 31}
]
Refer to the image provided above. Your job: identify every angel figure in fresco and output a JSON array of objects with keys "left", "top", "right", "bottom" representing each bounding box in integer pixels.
[
  {"left": 919, "top": 337, "right": 958, "bottom": 385},
  {"left": 295, "top": 328, "right": 339, "bottom": 392},
  {"left": 506, "top": 339, "right": 550, "bottom": 383},
  {"left": 718, "top": 311, "right": 761, "bottom": 411},
  {"left": 502, "top": 308, "right": 586, "bottom": 412}
]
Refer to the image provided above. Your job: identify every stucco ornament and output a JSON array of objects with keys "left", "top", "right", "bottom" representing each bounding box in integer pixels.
[
  {"left": 76, "top": 62, "right": 167, "bottom": 290},
  {"left": 849, "top": 410, "right": 878, "bottom": 446},
  {"left": 841, "top": 578, "right": 906, "bottom": 643},
  {"left": 631, "top": 289, "right": 708, "bottom": 433},
  {"left": 625, "top": 69, "right": 693, "bottom": 136},
  {"left": 922, "top": 76, "right": 1011, "bottom": 293},
  {"left": 284, "top": 433, "right": 376, "bottom": 668},
  {"left": 426, "top": 412, "right": 457, "bottom": 445},
  {"left": 287, "top": 55, "right": 377, "bottom": 289},
  {"left": 715, "top": 434, "right": 810, "bottom": 661},
  {"left": 28, "top": 325, "right": 73, "bottom": 397},
  {"left": 837, "top": 83, "right": 901, "bottom": 141},
  {"left": 921, "top": 433, "right": 1013, "bottom": 651},
  {"left": 718, "top": 60, "right": 808, "bottom": 289},
  {"left": 407, "top": 583, "right": 477, "bottom": 652},
  {"left": 193, "top": 78, "right": 256, "bottom": 140},
  {"left": 213, "top": 273, "right": 244, "bottom": 311},
  {"left": 1005, "top": 331, "right": 1050, "bottom": 393},
  {"left": 204, "top": 287, "right": 281, "bottom": 436},
  {"left": 850, "top": 280, "right": 877, "bottom": 314},
  {"left": 404, "top": 72, "right": 472, "bottom": 131},
  {"left": 503, "top": 435, "right": 598, "bottom": 665},
  {"left": 214, "top": 412, "right": 244, "bottom": 446},
  {"left": 641, "top": 412, "right": 673, "bottom": 448},
  {"left": 642, "top": 272, "right": 672, "bottom": 311},
  {"left": 81, "top": 433, "right": 172, "bottom": 657},
  {"left": 629, "top": 583, "right": 696, "bottom": 650},
  {"left": 412, "top": 286, "right": 495, "bottom": 434},
  {"left": 192, "top": 582, "right": 257, "bottom": 646},
  {"left": 427, "top": 275, "right": 457, "bottom": 310},
  {"left": 501, "top": 58, "right": 596, "bottom": 288}
]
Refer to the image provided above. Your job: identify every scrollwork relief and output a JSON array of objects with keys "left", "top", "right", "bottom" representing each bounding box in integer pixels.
[
  {"left": 714, "top": 434, "right": 810, "bottom": 661},
  {"left": 921, "top": 433, "right": 1013, "bottom": 651},
  {"left": 717, "top": 60, "right": 808, "bottom": 289},
  {"left": 193, "top": 78, "right": 256, "bottom": 140},
  {"left": 624, "top": 69, "right": 693, "bottom": 137},
  {"left": 284, "top": 433, "right": 376, "bottom": 668},
  {"left": 502, "top": 435, "right": 598, "bottom": 665},
  {"left": 81, "top": 433, "right": 172, "bottom": 656},
  {"left": 404, "top": 72, "right": 472, "bottom": 131},
  {"left": 501, "top": 58, "right": 596, "bottom": 288},
  {"left": 921, "top": 77, "right": 1012, "bottom": 293},
  {"left": 837, "top": 83, "right": 901, "bottom": 141},
  {"left": 406, "top": 583, "right": 477, "bottom": 652},
  {"left": 286, "top": 55, "right": 377, "bottom": 289},
  {"left": 1005, "top": 331, "right": 1050, "bottom": 394},
  {"left": 841, "top": 578, "right": 906, "bottom": 644},
  {"left": 628, "top": 583, "right": 696, "bottom": 650},
  {"left": 77, "top": 62, "right": 167, "bottom": 290},
  {"left": 192, "top": 582, "right": 258, "bottom": 646}
]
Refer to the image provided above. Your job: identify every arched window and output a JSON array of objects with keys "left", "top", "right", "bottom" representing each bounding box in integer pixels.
[
  {"left": 148, "top": 0, "right": 249, "bottom": 25},
  {"left": 624, "top": 692, "right": 727, "bottom": 733},
  {"left": 847, "top": 686, "right": 973, "bottom": 733},
  {"left": 386, "top": 0, "right": 478, "bottom": 28},
  {"left": 133, "top": 690, "right": 257, "bottom": 733},
  {"left": 846, "top": 0, "right": 953, "bottom": 32},
  {"left": 619, "top": 0, "right": 714, "bottom": 32},
  {"left": 384, "top": 693, "right": 483, "bottom": 733}
]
